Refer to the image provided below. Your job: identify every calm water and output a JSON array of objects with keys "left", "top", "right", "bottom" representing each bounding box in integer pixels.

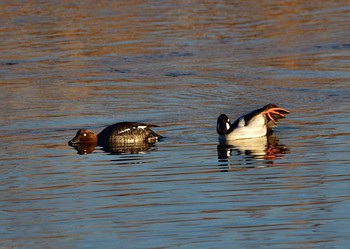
[{"left": 1, "top": 1, "right": 350, "bottom": 248}]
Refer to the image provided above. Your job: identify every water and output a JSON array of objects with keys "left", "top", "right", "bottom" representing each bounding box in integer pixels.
[{"left": 1, "top": 1, "right": 350, "bottom": 248}]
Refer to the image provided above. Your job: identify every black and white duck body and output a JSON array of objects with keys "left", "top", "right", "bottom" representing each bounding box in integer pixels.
[{"left": 217, "top": 104, "right": 289, "bottom": 143}]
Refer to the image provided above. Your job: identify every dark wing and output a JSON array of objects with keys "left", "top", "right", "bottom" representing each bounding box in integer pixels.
[
  {"left": 99, "top": 122, "right": 156, "bottom": 135},
  {"left": 230, "top": 106, "right": 266, "bottom": 129},
  {"left": 97, "top": 122, "right": 161, "bottom": 145},
  {"left": 231, "top": 104, "right": 290, "bottom": 131}
]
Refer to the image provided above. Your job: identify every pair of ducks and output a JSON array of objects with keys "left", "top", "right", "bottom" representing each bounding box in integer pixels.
[{"left": 68, "top": 103, "right": 289, "bottom": 150}]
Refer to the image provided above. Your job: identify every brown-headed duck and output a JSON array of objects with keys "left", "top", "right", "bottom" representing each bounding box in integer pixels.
[{"left": 68, "top": 122, "right": 162, "bottom": 151}]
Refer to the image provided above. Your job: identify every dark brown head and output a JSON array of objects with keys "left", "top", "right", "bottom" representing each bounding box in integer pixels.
[{"left": 68, "top": 129, "right": 98, "bottom": 146}]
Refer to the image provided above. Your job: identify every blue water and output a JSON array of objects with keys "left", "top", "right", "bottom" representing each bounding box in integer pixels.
[{"left": 1, "top": 1, "right": 350, "bottom": 248}]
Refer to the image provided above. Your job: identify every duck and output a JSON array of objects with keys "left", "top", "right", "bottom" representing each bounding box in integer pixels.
[
  {"left": 68, "top": 122, "right": 162, "bottom": 149},
  {"left": 217, "top": 103, "right": 289, "bottom": 142}
]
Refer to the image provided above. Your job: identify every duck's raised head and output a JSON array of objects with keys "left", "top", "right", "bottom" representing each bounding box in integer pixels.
[
  {"left": 217, "top": 114, "right": 231, "bottom": 135},
  {"left": 68, "top": 129, "right": 98, "bottom": 146}
]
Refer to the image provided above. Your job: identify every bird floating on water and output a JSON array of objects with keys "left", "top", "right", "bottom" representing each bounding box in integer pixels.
[
  {"left": 217, "top": 103, "right": 290, "bottom": 142},
  {"left": 68, "top": 122, "right": 162, "bottom": 153}
]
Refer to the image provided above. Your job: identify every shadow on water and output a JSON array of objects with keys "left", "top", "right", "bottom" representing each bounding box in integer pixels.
[
  {"left": 69, "top": 141, "right": 159, "bottom": 155},
  {"left": 217, "top": 133, "right": 289, "bottom": 170}
]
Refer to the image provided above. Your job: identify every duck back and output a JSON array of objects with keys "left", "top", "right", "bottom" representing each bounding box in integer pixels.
[{"left": 97, "top": 122, "right": 161, "bottom": 146}]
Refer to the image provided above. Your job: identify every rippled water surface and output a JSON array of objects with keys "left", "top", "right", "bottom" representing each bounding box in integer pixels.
[{"left": 1, "top": 1, "right": 350, "bottom": 248}]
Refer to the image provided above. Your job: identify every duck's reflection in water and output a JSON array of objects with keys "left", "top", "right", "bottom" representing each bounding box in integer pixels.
[
  {"left": 70, "top": 141, "right": 156, "bottom": 155},
  {"left": 217, "top": 134, "right": 289, "bottom": 169},
  {"left": 71, "top": 142, "right": 97, "bottom": 155}
]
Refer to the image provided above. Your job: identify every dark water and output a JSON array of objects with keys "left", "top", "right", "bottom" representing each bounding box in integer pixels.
[{"left": 1, "top": 1, "right": 350, "bottom": 248}]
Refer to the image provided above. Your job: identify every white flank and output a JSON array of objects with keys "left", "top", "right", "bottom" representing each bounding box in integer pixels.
[{"left": 219, "top": 113, "right": 267, "bottom": 141}]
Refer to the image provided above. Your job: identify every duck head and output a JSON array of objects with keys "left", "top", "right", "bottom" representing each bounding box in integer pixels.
[
  {"left": 68, "top": 129, "right": 98, "bottom": 146},
  {"left": 217, "top": 114, "right": 231, "bottom": 135}
]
